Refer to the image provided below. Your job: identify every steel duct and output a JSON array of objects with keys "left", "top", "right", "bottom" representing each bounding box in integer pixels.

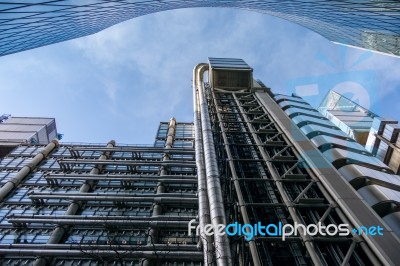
[
  {"left": 194, "top": 63, "right": 232, "bottom": 265},
  {"left": 193, "top": 63, "right": 215, "bottom": 265}
]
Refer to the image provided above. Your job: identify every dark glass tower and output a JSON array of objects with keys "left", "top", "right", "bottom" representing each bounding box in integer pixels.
[
  {"left": 0, "top": 58, "right": 399, "bottom": 265},
  {"left": 0, "top": 1, "right": 399, "bottom": 57}
]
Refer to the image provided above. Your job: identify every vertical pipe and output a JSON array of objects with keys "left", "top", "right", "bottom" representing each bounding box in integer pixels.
[
  {"left": 143, "top": 118, "right": 176, "bottom": 266},
  {"left": 193, "top": 64, "right": 215, "bottom": 265},
  {"left": 0, "top": 140, "right": 59, "bottom": 202},
  {"left": 33, "top": 140, "right": 115, "bottom": 266},
  {"left": 194, "top": 63, "right": 232, "bottom": 266}
]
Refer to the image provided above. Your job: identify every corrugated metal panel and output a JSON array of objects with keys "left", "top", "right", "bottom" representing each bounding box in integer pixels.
[
  {"left": 36, "top": 125, "right": 48, "bottom": 144},
  {"left": 371, "top": 117, "right": 398, "bottom": 135},
  {"left": 388, "top": 150, "right": 400, "bottom": 174},
  {"left": 310, "top": 135, "right": 366, "bottom": 153},
  {"left": 382, "top": 212, "right": 400, "bottom": 236},
  {"left": 0, "top": 124, "right": 43, "bottom": 132},
  {"left": 322, "top": 148, "right": 392, "bottom": 172},
  {"left": 376, "top": 142, "right": 388, "bottom": 161},
  {"left": 208, "top": 57, "right": 251, "bottom": 70},
  {"left": 284, "top": 107, "right": 324, "bottom": 119},
  {"left": 4, "top": 117, "right": 53, "bottom": 125},
  {"left": 276, "top": 98, "right": 310, "bottom": 108},
  {"left": 274, "top": 94, "right": 307, "bottom": 104},
  {"left": 292, "top": 115, "right": 333, "bottom": 128},
  {"left": 357, "top": 185, "right": 400, "bottom": 208},
  {"left": 300, "top": 124, "right": 349, "bottom": 139},
  {"left": 346, "top": 121, "right": 373, "bottom": 129},
  {"left": 47, "top": 120, "right": 56, "bottom": 134},
  {"left": 329, "top": 110, "right": 369, "bottom": 117},
  {"left": 338, "top": 164, "right": 400, "bottom": 191},
  {"left": 278, "top": 101, "right": 314, "bottom": 111},
  {"left": 48, "top": 130, "right": 57, "bottom": 141},
  {"left": 383, "top": 123, "right": 400, "bottom": 143},
  {"left": 0, "top": 131, "right": 34, "bottom": 142}
]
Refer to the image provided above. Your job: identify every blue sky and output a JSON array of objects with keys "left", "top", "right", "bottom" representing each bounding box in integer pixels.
[{"left": 1, "top": 8, "right": 399, "bottom": 144}]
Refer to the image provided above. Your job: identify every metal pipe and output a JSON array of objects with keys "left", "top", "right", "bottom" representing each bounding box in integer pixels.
[
  {"left": 57, "top": 159, "right": 196, "bottom": 167},
  {"left": 48, "top": 173, "right": 196, "bottom": 179},
  {"left": 0, "top": 139, "right": 58, "bottom": 202},
  {"left": 0, "top": 243, "right": 199, "bottom": 251},
  {"left": 0, "top": 249, "right": 204, "bottom": 260},
  {"left": 28, "top": 192, "right": 197, "bottom": 198},
  {"left": 45, "top": 176, "right": 197, "bottom": 184},
  {"left": 70, "top": 147, "right": 195, "bottom": 154},
  {"left": 9, "top": 218, "right": 195, "bottom": 228},
  {"left": 33, "top": 140, "right": 115, "bottom": 266},
  {"left": 29, "top": 195, "right": 198, "bottom": 204},
  {"left": 8, "top": 214, "right": 196, "bottom": 221},
  {"left": 144, "top": 118, "right": 176, "bottom": 266},
  {"left": 195, "top": 63, "right": 232, "bottom": 265},
  {"left": 193, "top": 63, "right": 215, "bottom": 265}
]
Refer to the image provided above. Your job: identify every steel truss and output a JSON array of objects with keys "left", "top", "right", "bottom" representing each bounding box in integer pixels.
[{"left": 207, "top": 88, "right": 376, "bottom": 266}]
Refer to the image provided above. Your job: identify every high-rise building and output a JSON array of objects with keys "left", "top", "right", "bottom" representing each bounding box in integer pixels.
[
  {"left": 0, "top": 58, "right": 399, "bottom": 265},
  {"left": 319, "top": 90, "right": 400, "bottom": 174},
  {"left": 0, "top": 119, "right": 199, "bottom": 265},
  {"left": 0, "top": 115, "right": 58, "bottom": 158},
  {"left": 0, "top": 1, "right": 399, "bottom": 57}
]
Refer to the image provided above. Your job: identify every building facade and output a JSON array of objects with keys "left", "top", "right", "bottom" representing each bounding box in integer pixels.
[
  {"left": 319, "top": 90, "right": 400, "bottom": 174},
  {"left": 192, "top": 58, "right": 400, "bottom": 265},
  {"left": 0, "top": 58, "right": 399, "bottom": 265},
  {"left": 318, "top": 90, "right": 378, "bottom": 145},
  {"left": 0, "top": 119, "right": 199, "bottom": 265},
  {"left": 0, "top": 1, "right": 399, "bottom": 57},
  {"left": 365, "top": 117, "right": 400, "bottom": 175}
]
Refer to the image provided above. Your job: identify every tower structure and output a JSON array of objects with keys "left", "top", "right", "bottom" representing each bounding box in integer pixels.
[
  {"left": 0, "top": 1, "right": 399, "bottom": 57},
  {"left": 193, "top": 58, "right": 400, "bottom": 265},
  {"left": 0, "top": 58, "right": 399, "bottom": 265}
]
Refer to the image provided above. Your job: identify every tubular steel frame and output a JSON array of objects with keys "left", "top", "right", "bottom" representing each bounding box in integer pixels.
[{"left": 207, "top": 87, "right": 378, "bottom": 265}]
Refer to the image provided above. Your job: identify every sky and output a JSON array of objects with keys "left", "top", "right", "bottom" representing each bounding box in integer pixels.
[{"left": 0, "top": 7, "right": 400, "bottom": 145}]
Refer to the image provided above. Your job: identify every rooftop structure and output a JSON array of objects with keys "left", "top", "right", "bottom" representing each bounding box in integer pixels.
[{"left": 0, "top": 115, "right": 57, "bottom": 158}]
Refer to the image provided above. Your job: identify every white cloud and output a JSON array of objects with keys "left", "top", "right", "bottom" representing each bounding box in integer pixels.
[{"left": 1, "top": 7, "right": 399, "bottom": 144}]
